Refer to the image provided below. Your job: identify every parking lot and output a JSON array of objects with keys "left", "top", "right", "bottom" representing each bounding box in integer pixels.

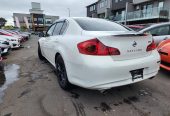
[{"left": 0, "top": 35, "right": 169, "bottom": 116}]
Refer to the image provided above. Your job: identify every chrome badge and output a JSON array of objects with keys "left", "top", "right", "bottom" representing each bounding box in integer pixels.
[{"left": 132, "top": 41, "right": 137, "bottom": 47}]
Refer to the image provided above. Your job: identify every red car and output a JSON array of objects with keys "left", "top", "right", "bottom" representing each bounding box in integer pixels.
[
  {"left": 127, "top": 25, "right": 145, "bottom": 31},
  {"left": 157, "top": 39, "right": 170, "bottom": 71}
]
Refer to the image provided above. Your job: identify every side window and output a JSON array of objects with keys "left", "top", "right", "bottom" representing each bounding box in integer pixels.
[
  {"left": 47, "top": 24, "right": 56, "bottom": 36},
  {"left": 147, "top": 25, "right": 170, "bottom": 36},
  {"left": 53, "top": 22, "right": 64, "bottom": 35},
  {"left": 60, "top": 21, "right": 67, "bottom": 35}
]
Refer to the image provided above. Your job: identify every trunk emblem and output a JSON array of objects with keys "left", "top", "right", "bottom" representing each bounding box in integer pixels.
[{"left": 132, "top": 41, "right": 137, "bottom": 47}]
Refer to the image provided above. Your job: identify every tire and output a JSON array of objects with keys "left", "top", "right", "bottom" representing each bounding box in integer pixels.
[
  {"left": 0, "top": 62, "right": 4, "bottom": 72},
  {"left": 55, "top": 55, "right": 72, "bottom": 90},
  {"left": 38, "top": 44, "right": 45, "bottom": 60}
]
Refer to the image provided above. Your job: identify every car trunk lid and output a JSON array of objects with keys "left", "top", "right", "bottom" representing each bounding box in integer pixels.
[{"left": 82, "top": 31, "right": 153, "bottom": 61}]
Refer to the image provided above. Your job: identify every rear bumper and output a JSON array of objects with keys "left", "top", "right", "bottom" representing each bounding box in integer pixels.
[
  {"left": 10, "top": 41, "right": 20, "bottom": 48},
  {"left": 67, "top": 50, "right": 160, "bottom": 90},
  {"left": 90, "top": 71, "right": 157, "bottom": 90},
  {"left": 1, "top": 47, "right": 11, "bottom": 54}
]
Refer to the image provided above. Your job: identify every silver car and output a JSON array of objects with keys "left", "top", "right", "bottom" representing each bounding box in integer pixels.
[{"left": 139, "top": 22, "right": 170, "bottom": 45}]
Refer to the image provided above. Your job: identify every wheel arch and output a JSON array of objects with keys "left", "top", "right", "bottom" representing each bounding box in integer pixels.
[{"left": 55, "top": 52, "right": 61, "bottom": 64}]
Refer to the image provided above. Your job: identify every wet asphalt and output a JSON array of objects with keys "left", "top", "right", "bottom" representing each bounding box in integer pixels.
[{"left": 0, "top": 35, "right": 170, "bottom": 116}]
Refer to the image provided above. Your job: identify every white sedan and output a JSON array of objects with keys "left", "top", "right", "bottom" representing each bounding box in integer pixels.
[
  {"left": 38, "top": 17, "right": 160, "bottom": 90},
  {"left": 0, "top": 35, "right": 20, "bottom": 48}
]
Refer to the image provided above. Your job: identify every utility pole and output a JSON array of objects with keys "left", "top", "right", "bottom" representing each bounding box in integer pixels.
[
  {"left": 67, "top": 8, "right": 71, "bottom": 17},
  {"left": 124, "top": 2, "right": 128, "bottom": 25}
]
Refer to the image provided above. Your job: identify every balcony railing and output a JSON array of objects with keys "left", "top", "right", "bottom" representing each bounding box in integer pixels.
[
  {"left": 113, "top": 7, "right": 169, "bottom": 22},
  {"left": 133, "top": 0, "right": 151, "bottom": 4}
]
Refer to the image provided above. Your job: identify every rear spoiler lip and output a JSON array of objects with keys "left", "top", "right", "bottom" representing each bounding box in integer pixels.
[{"left": 113, "top": 32, "right": 149, "bottom": 36}]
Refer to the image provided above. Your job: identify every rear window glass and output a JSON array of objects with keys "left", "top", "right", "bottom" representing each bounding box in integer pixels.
[{"left": 74, "top": 18, "right": 130, "bottom": 31}]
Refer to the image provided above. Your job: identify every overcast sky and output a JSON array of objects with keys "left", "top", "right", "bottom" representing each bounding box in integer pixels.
[{"left": 0, "top": 0, "right": 97, "bottom": 25}]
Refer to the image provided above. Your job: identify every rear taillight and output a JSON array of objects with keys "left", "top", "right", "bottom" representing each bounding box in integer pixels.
[
  {"left": 77, "top": 39, "right": 120, "bottom": 56},
  {"left": 146, "top": 40, "right": 156, "bottom": 52}
]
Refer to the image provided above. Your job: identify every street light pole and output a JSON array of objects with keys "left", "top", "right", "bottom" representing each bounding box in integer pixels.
[
  {"left": 67, "top": 8, "right": 71, "bottom": 17},
  {"left": 124, "top": 2, "right": 128, "bottom": 25}
]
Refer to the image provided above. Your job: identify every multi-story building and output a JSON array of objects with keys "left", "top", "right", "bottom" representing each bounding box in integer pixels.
[
  {"left": 87, "top": 0, "right": 112, "bottom": 18},
  {"left": 111, "top": 0, "right": 133, "bottom": 21},
  {"left": 87, "top": 0, "right": 170, "bottom": 25},
  {"left": 86, "top": 2, "right": 98, "bottom": 18},
  {"left": 13, "top": 2, "right": 59, "bottom": 32}
]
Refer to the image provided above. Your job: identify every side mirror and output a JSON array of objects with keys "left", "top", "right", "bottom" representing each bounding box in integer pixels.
[{"left": 39, "top": 31, "right": 47, "bottom": 37}]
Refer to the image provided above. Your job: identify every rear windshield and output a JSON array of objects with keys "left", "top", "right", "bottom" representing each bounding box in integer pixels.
[{"left": 74, "top": 18, "right": 130, "bottom": 31}]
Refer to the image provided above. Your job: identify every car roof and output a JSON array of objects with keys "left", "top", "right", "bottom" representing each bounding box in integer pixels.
[
  {"left": 54, "top": 17, "right": 98, "bottom": 23},
  {"left": 139, "top": 22, "right": 170, "bottom": 32}
]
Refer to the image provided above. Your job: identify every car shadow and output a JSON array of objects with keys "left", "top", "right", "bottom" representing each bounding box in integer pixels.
[{"left": 159, "top": 68, "right": 170, "bottom": 79}]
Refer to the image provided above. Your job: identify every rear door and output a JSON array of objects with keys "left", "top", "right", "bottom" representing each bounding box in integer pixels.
[{"left": 46, "top": 21, "right": 67, "bottom": 64}]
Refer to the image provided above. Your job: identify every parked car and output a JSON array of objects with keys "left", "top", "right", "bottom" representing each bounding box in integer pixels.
[
  {"left": 127, "top": 25, "right": 145, "bottom": 31},
  {"left": 0, "top": 38, "right": 10, "bottom": 46},
  {"left": 5, "top": 30, "right": 27, "bottom": 42},
  {"left": 21, "top": 31, "right": 31, "bottom": 39},
  {"left": 0, "top": 38, "right": 11, "bottom": 54},
  {"left": 10, "top": 30, "right": 30, "bottom": 41},
  {"left": 0, "top": 29, "right": 23, "bottom": 42},
  {"left": 0, "top": 48, "right": 3, "bottom": 71},
  {"left": 38, "top": 17, "right": 160, "bottom": 91},
  {"left": 0, "top": 48, "right": 2, "bottom": 61},
  {"left": 0, "top": 49, "right": 5, "bottom": 80},
  {"left": 157, "top": 39, "right": 170, "bottom": 71},
  {"left": 0, "top": 43, "right": 10, "bottom": 55},
  {"left": 138, "top": 22, "right": 170, "bottom": 45},
  {"left": 0, "top": 35, "right": 20, "bottom": 48}
]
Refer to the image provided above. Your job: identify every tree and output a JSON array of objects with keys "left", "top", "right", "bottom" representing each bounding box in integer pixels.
[
  {"left": 0, "top": 17, "right": 7, "bottom": 28},
  {"left": 20, "top": 25, "right": 27, "bottom": 31},
  {"left": 2, "top": 25, "right": 14, "bottom": 30}
]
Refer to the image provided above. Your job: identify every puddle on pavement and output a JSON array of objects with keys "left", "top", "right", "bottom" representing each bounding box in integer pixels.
[{"left": 0, "top": 64, "right": 20, "bottom": 103}]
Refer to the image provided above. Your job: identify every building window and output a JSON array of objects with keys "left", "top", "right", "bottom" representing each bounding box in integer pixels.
[
  {"left": 34, "top": 18, "right": 37, "bottom": 21},
  {"left": 99, "top": 2, "right": 104, "bottom": 8},
  {"left": 115, "top": 0, "right": 118, "bottom": 3},
  {"left": 99, "top": 0, "right": 108, "bottom": 8},
  {"left": 135, "top": 5, "right": 140, "bottom": 10},
  {"left": 27, "top": 17, "right": 31, "bottom": 23},
  {"left": 105, "top": 0, "right": 108, "bottom": 6},
  {"left": 90, "top": 5, "right": 96, "bottom": 11},
  {"left": 158, "top": 1, "right": 164, "bottom": 8},
  {"left": 46, "top": 18, "right": 52, "bottom": 24}
]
